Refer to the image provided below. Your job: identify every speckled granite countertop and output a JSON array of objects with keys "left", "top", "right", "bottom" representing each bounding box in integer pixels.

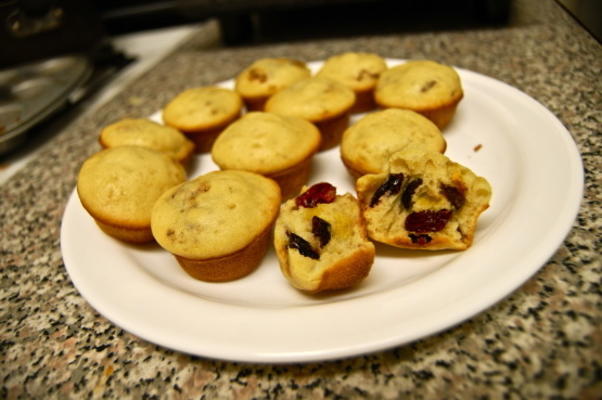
[{"left": 2, "top": 0, "right": 601, "bottom": 398}]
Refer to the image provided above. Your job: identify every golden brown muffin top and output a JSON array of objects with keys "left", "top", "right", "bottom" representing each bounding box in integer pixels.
[
  {"left": 340, "top": 108, "right": 446, "bottom": 175},
  {"left": 77, "top": 146, "right": 187, "bottom": 228},
  {"left": 151, "top": 170, "right": 281, "bottom": 259},
  {"left": 99, "top": 118, "right": 194, "bottom": 163},
  {"left": 264, "top": 77, "right": 356, "bottom": 122},
  {"left": 375, "top": 60, "right": 463, "bottom": 111},
  {"left": 235, "top": 58, "right": 311, "bottom": 99},
  {"left": 162, "top": 86, "right": 242, "bottom": 132},
  {"left": 211, "top": 112, "right": 321, "bottom": 174},
  {"left": 316, "top": 52, "right": 387, "bottom": 92}
]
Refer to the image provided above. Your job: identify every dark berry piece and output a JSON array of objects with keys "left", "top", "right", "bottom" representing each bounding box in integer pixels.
[
  {"left": 370, "top": 173, "right": 404, "bottom": 207},
  {"left": 405, "top": 209, "right": 452, "bottom": 233},
  {"left": 287, "top": 231, "right": 319, "bottom": 259},
  {"left": 441, "top": 184, "right": 466, "bottom": 209},
  {"left": 420, "top": 80, "right": 437, "bottom": 93},
  {"left": 409, "top": 233, "right": 432, "bottom": 245},
  {"left": 312, "top": 216, "right": 331, "bottom": 247},
  {"left": 401, "top": 178, "right": 423, "bottom": 209},
  {"left": 296, "top": 182, "right": 336, "bottom": 208}
]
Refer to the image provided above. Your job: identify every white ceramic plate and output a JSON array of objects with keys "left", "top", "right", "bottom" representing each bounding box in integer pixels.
[{"left": 61, "top": 60, "right": 583, "bottom": 363}]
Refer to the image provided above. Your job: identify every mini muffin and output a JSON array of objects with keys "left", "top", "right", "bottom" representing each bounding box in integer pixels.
[
  {"left": 375, "top": 60, "right": 463, "bottom": 129},
  {"left": 356, "top": 149, "right": 492, "bottom": 250},
  {"left": 235, "top": 58, "right": 311, "bottom": 111},
  {"left": 340, "top": 108, "right": 446, "bottom": 179},
  {"left": 151, "top": 170, "right": 281, "bottom": 282},
  {"left": 162, "top": 86, "right": 243, "bottom": 152},
  {"left": 265, "top": 77, "right": 356, "bottom": 150},
  {"left": 77, "top": 146, "right": 187, "bottom": 243},
  {"left": 274, "top": 182, "right": 375, "bottom": 293},
  {"left": 211, "top": 112, "right": 321, "bottom": 199},
  {"left": 99, "top": 118, "right": 195, "bottom": 164},
  {"left": 316, "top": 52, "right": 387, "bottom": 113}
]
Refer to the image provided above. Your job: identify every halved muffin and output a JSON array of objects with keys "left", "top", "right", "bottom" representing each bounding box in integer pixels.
[
  {"left": 375, "top": 60, "right": 463, "bottom": 129},
  {"left": 274, "top": 182, "right": 375, "bottom": 293},
  {"left": 211, "top": 112, "right": 321, "bottom": 199},
  {"left": 162, "top": 86, "right": 243, "bottom": 152},
  {"left": 340, "top": 108, "right": 446, "bottom": 179},
  {"left": 265, "top": 77, "right": 356, "bottom": 150},
  {"left": 235, "top": 58, "right": 311, "bottom": 111},
  {"left": 99, "top": 118, "right": 195, "bottom": 164},
  {"left": 151, "top": 170, "right": 281, "bottom": 282},
  {"left": 77, "top": 146, "right": 187, "bottom": 243},
  {"left": 356, "top": 149, "right": 492, "bottom": 250}
]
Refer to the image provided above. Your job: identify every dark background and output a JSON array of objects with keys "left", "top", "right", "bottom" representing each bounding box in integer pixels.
[
  {"left": 1, "top": 0, "right": 600, "bottom": 67},
  {"left": 1, "top": 0, "right": 513, "bottom": 67}
]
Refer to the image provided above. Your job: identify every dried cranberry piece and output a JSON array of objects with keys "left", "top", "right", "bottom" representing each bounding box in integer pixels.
[
  {"left": 370, "top": 173, "right": 404, "bottom": 207},
  {"left": 312, "top": 216, "right": 331, "bottom": 247},
  {"left": 287, "top": 231, "right": 319, "bottom": 259},
  {"left": 296, "top": 182, "right": 336, "bottom": 208},
  {"left": 401, "top": 178, "right": 423, "bottom": 209},
  {"left": 441, "top": 184, "right": 465, "bottom": 209},
  {"left": 420, "top": 80, "right": 438, "bottom": 93},
  {"left": 409, "top": 233, "right": 432, "bottom": 245},
  {"left": 405, "top": 209, "right": 452, "bottom": 233}
]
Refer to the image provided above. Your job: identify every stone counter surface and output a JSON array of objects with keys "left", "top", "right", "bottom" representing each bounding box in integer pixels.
[{"left": 1, "top": 0, "right": 600, "bottom": 398}]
